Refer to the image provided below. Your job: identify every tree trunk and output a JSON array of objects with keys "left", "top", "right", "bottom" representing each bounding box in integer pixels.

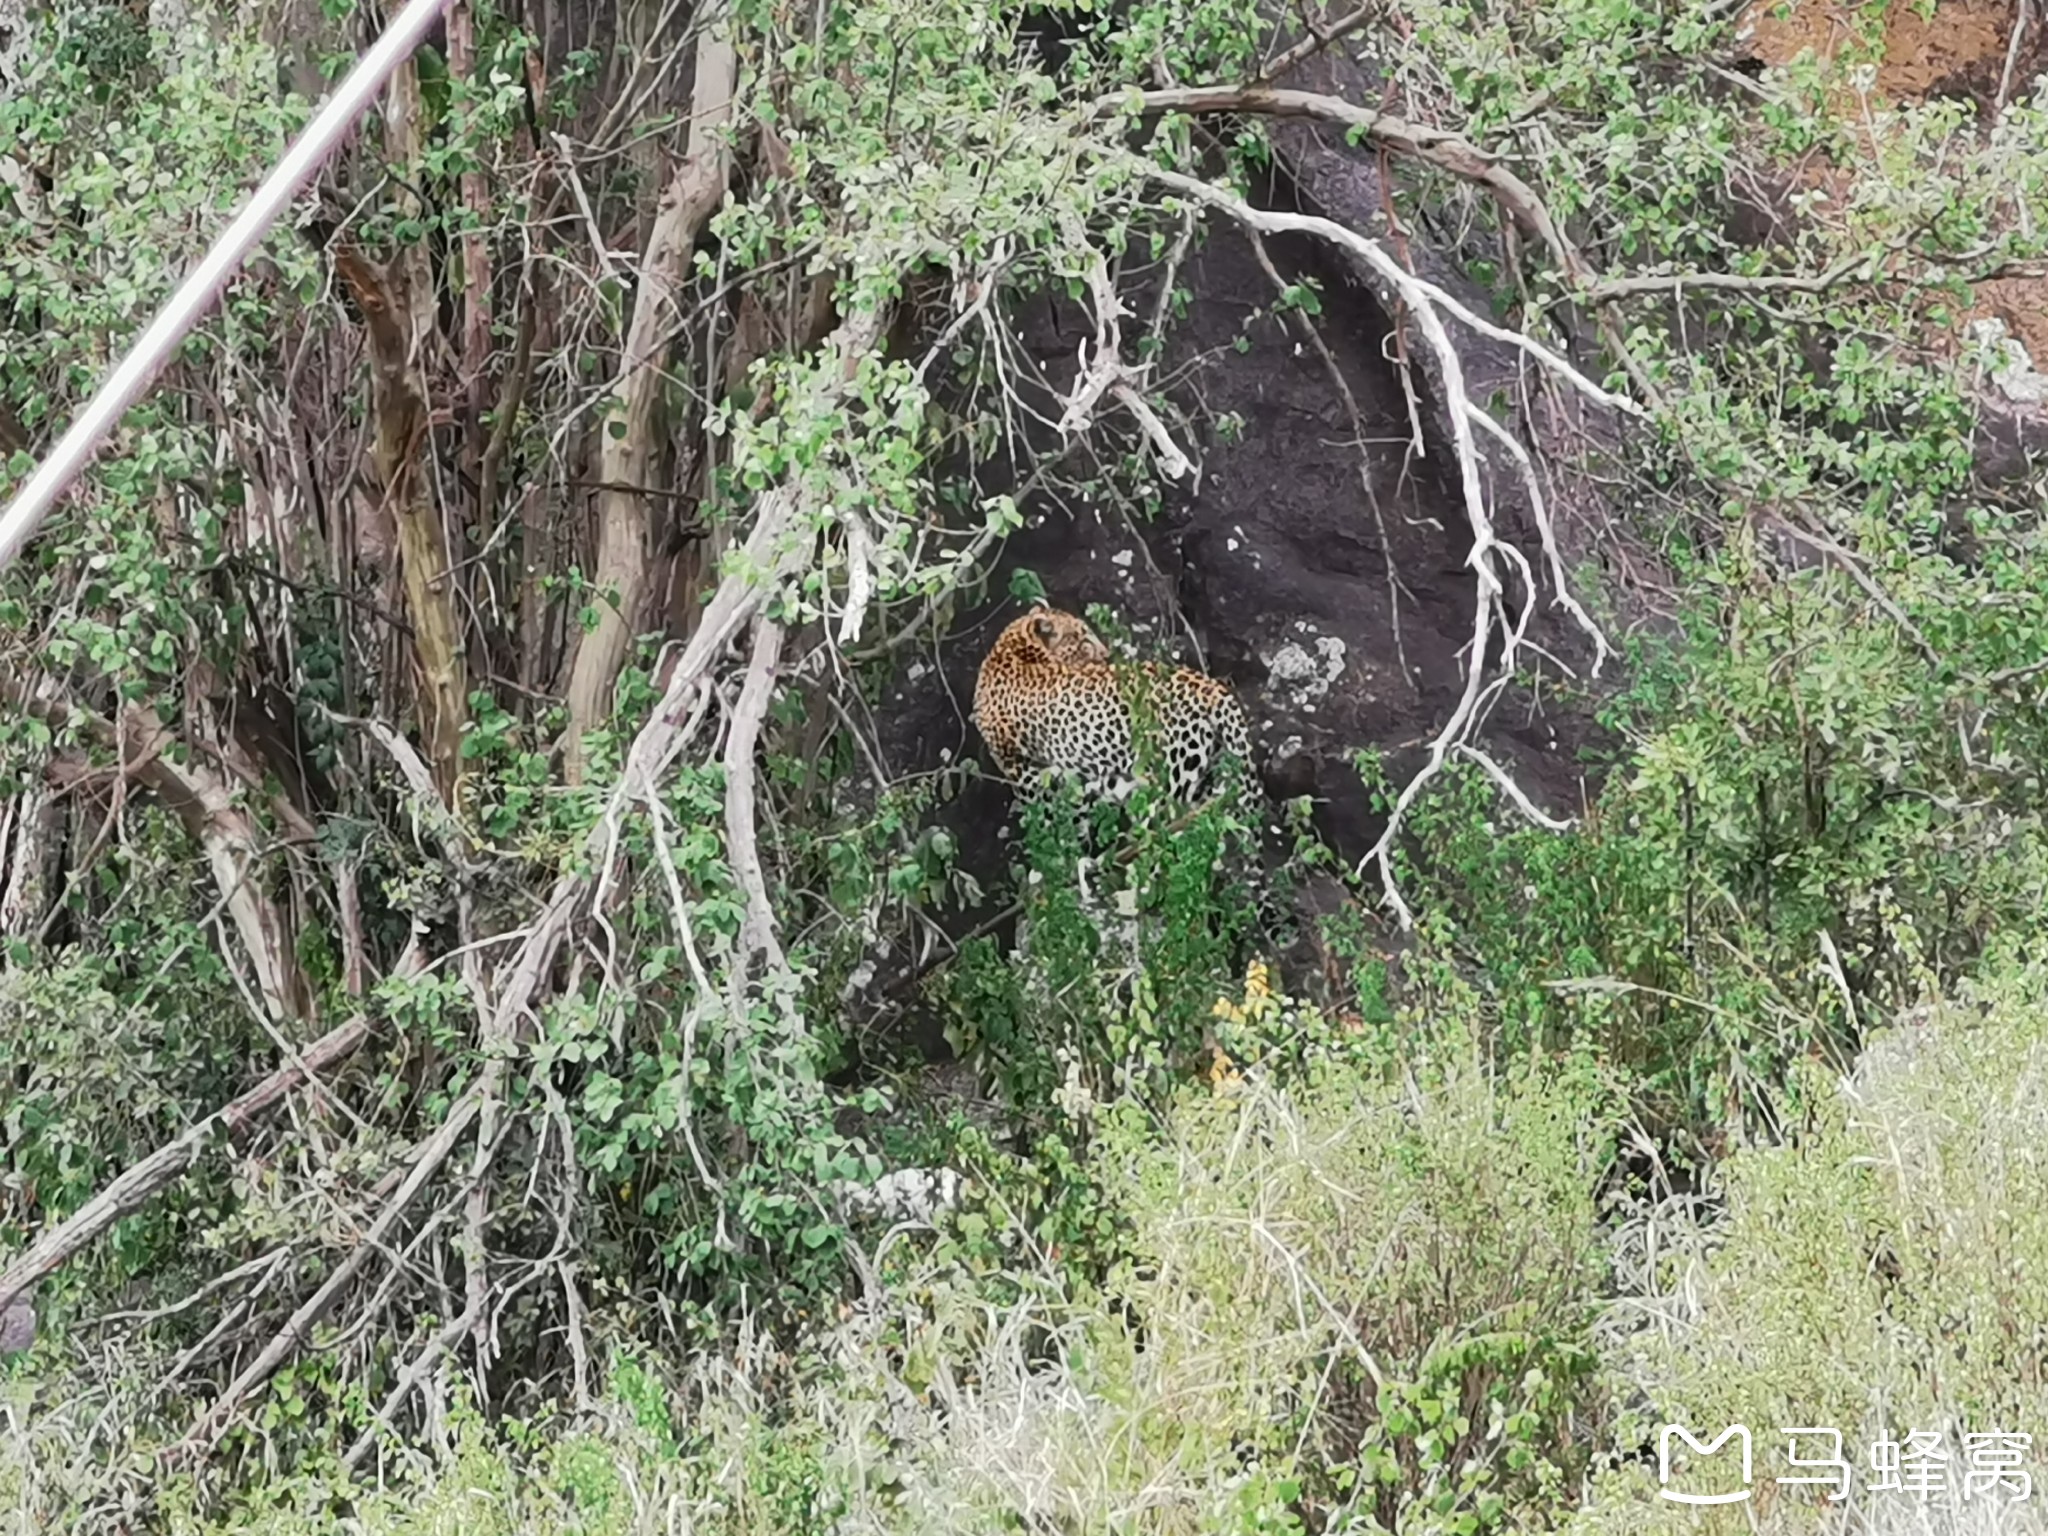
[{"left": 561, "top": 21, "right": 737, "bottom": 783}]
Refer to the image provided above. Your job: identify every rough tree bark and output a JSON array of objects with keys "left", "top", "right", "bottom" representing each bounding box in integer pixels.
[
  {"left": 332, "top": 47, "right": 471, "bottom": 807},
  {"left": 562, "top": 19, "right": 738, "bottom": 784},
  {"left": 0, "top": 773, "right": 62, "bottom": 943},
  {"left": 445, "top": 0, "right": 496, "bottom": 494}
]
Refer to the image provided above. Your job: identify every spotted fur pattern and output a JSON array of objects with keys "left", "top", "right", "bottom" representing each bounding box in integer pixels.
[{"left": 972, "top": 605, "right": 1258, "bottom": 810}]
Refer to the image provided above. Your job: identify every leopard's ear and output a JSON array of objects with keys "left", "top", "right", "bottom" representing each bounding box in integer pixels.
[{"left": 1032, "top": 613, "right": 1058, "bottom": 643}]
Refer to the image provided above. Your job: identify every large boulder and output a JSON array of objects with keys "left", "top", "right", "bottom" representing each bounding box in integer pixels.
[{"left": 865, "top": 166, "right": 1645, "bottom": 1029}]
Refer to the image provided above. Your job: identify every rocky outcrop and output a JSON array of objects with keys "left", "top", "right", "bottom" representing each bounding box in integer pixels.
[{"left": 868, "top": 163, "right": 1646, "bottom": 993}]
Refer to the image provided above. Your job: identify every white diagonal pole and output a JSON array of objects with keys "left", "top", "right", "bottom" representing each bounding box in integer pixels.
[{"left": 0, "top": 0, "right": 455, "bottom": 576}]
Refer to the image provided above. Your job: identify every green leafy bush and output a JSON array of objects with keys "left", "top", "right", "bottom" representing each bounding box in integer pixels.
[{"left": 1394, "top": 518, "right": 2048, "bottom": 1130}]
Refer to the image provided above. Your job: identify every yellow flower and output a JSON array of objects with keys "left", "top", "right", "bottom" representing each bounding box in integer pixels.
[{"left": 1208, "top": 1046, "right": 1240, "bottom": 1090}]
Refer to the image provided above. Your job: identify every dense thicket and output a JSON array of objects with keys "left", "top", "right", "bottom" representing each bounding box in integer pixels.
[{"left": 3, "top": 0, "right": 2048, "bottom": 1527}]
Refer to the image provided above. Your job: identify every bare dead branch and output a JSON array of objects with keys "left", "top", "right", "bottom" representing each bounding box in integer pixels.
[
  {"left": 1460, "top": 744, "right": 1573, "bottom": 831},
  {"left": 1110, "top": 381, "right": 1195, "bottom": 479},
  {"left": 1138, "top": 166, "right": 1618, "bottom": 923},
  {"left": 1999, "top": 0, "right": 2033, "bottom": 114},
  {"left": 724, "top": 613, "right": 792, "bottom": 988},
  {"left": 1098, "top": 86, "right": 1590, "bottom": 284},
  {"left": 1107, "top": 83, "right": 1908, "bottom": 332},
  {"left": 5, "top": 305, "right": 894, "bottom": 1442},
  {"left": 341, "top": 1288, "right": 487, "bottom": 1471},
  {"left": 315, "top": 703, "right": 481, "bottom": 873},
  {"left": 1768, "top": 515, "right": 1942, "bottom": 667},
  {"left": 1466, "top": 406, "right": 1611, "bottom": 673},
  {"left": 173, "top": 1066, "right": 496, "bottom": 1463},
  {"left": 469, "top": 304, "right": 894, "bottom": 1095},
  {"left": 1056, "top": 251, "right": 1196, "bottom": 481},
  {"left": 614, "top": 305, "right": 894, "bottom": 802}
]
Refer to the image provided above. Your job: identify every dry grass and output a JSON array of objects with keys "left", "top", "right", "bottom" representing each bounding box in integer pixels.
[{"left": 1571, "top": 967, "right": 2048, "bottom": 1536}]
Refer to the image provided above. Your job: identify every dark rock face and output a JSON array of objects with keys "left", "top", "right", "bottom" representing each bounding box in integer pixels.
[
  {"left": 870, "top": 161, "right": 1636, "bottom": 953},
  {"left": 862, "top": 31, "right": 2043, "bottom": 1019}
]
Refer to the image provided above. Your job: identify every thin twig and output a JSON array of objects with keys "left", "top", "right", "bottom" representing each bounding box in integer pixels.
[
  {"left": 1578, "top": 255, "right": 1871, "bottom": 303},
  {"left": 1998, "top": 0, "right": 2032, "bottom": 115},
  {"left": 1255, "top": 3, "right": 1382, "bottom": 85},
  {"left": 1769, "top": 516, "right": 1941, "bottom": 667},
  {"left": 1241, "top": 224, "right": 1413, "bottom": 686}
]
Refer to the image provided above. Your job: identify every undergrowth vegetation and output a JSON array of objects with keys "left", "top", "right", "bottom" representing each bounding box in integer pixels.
[{"left": 4, "top": 0, "right": 2048, "bottom": 1524}]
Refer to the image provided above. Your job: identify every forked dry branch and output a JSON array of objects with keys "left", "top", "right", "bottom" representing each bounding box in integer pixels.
[{"left": 1136, "top": 164, "right": 1643, "bottom": 925}]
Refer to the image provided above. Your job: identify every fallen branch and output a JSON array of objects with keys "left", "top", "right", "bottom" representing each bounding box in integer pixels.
[
  {"left": 0, "top": 1008, "right": 379, "bottom": 1354},
  {"left": 173, "top": 1070, "right": 496, "bottom": 1462}
]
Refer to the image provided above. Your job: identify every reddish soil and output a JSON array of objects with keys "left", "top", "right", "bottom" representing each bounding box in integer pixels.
[
  {"left": 1975, "top": 276, "right": 2048, "bottom": 374},
  {"left": 1737, "top": 0, "right": 2037, "bottom": 107},
  {"left": 1737, "top": 0, "right": 2048, "bottom": 377}
]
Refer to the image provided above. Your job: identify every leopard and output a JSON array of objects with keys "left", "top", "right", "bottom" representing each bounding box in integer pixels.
[
  {"left": 970, "top": 601, "right": 1293, "bottom": 1029},
  {"left": 971, "top": 604, "right": 1259, "bottom": 812}
]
